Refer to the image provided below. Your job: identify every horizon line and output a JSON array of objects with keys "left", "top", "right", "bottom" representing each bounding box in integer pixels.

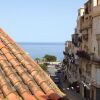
[{"left": 17, "top": 42, "right": 65, "bottom": 43}]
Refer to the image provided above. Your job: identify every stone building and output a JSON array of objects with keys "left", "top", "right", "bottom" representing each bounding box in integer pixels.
[{"left": 63, "top": 0, "right": 100, "bottom": 100}]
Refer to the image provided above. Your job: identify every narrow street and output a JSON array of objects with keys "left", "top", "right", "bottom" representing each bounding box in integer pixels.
[
  {"left": 47, "top": 64, "right": 85, "bottom": 100},
  {"left": 61, "top": 78, "right": 85, "bottom": 100}
]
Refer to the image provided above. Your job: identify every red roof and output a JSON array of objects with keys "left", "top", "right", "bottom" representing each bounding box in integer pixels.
[{"left": 0, "top": 28, "right": 66, "bottom": 100}]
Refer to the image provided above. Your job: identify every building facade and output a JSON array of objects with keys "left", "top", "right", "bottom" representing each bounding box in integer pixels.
[{"left": 63, "top": 0, "right": 100, "bottom": 100}]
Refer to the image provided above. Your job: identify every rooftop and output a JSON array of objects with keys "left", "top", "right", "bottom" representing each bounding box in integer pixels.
[{"left": 0, "top": 28, "right": 66, "bottom": 100}]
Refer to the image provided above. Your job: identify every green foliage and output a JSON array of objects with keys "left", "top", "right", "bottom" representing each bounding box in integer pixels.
[
  {"left": 35, "top": 57, "right": 40, "bottom": 61},
  {"left": 40, "top": 63, "right": 47, "bottom": 71},
  {"left": 35, "top": 57, "right": 41, "bottom": 63},
  {"left": 43, "top": 54, "right": 57, "bottom": 62}
]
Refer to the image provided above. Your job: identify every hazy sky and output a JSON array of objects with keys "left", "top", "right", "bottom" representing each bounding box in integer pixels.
[{"left": 0, "top": 0, "right": 86, "bottom": 42}]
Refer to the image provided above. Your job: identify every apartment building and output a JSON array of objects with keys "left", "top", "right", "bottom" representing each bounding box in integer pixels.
[{"left": 63, "top": 0, "right": 100, "bottom": 100}]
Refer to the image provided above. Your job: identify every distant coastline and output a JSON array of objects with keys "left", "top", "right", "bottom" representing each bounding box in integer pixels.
[
  {"left": 18, "top": 42, "right": 64, "bottom": 61},
  {"left": 18, "top": 42, "right": 64, "bottom": 45}
]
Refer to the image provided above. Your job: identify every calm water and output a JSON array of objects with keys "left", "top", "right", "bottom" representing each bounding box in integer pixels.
[{"left": 18, "top": 43, "right": 64, "bottom": 61}]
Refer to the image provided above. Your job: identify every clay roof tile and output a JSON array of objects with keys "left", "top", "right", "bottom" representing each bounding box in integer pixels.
[
  {"left": 0, "top": 28, "right": 66, "bottom": 100},
  {"left": 0, "top": 41, "right": 5, "bottom": 49}
]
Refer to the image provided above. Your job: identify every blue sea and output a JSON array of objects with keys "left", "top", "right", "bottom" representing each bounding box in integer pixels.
[{"left": 18, "top": 43, "right": 65, "bottom": 61}]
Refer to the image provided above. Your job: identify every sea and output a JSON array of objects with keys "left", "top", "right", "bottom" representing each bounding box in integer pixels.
[{"left": 18, "top": 43, "right": 65, "bottom": 61}]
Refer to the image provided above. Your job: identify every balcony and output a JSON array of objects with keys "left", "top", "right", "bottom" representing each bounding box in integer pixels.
[
  {"left": 72, "top": 34, "right": 78, "bottom": 47},
  {"left": 63, "top": 59, "right": 68, "bottom": 65},
  {"left": 93, "top": 5, "right": 100, "bottom": 17},
  {"left": 81, "top": 70, "right": 100, "bottom": 88},
  {"left": 74, "top": 55, "right": 80, "bottom": 64},
  {"left": 76, "top": 50, "right": 90, "bottom": 60},
  {"left": 85, "top": 73, "right": 91, "bottom": 83},
  {"left": 81, "top": 17, "right": 92, "bottom": 30},
  {"left": 84, "top": 0, "right": 92, "bottom": 15},
  {"left": 96, "top": 34, "right": 100, "bottom": 41},
  {"left": 91, "top": 78, "right": 100, "bottom": 88},
  {"left": 82, "top": 33, "right": 88, "bottom": 40},
  {"left": 92, "top": 82, "right": 100, "bottom": 88},
  {"left": 91, "top": 65, "right": 100, "bottom": 88},
  {"left": 72, "top": 34, "right": 81, "bottom": 47},
  {"left": 92, "top": 56, "right": 100, "bottom": 63},
  {"left": 65, "top": 41, "right": 72, "bottom": 50},
  {"left": 63, "top": 51, "right": 68, "bottom": 55}
]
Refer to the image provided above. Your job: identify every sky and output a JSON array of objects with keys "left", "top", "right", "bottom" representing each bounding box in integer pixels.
[{"left": 0, "top": 0, "right": 86, "bottom": 43}]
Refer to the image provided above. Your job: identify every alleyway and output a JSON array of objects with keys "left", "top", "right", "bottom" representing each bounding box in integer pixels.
[
  {"left": 57, "top": 71, "right": 85, "bottom": 100},
  {"left": 47, "top": 64, "right": 85, "bottom": 100},
  {"left": 61, "top": 79, "right": 85, "bottom": 100}
]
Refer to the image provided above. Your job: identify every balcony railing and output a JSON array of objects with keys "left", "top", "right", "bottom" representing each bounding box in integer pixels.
[
  {"left": 72, "top": 34, "right": 82, "bottom": 47},
  {"left": 91, "top": 72, "right": 100, "bottom": 87},
  {"left": 76, "top": 50, "right": 90, "bottom": 60},
  {"left": 84, "top": 0, "right": 92, "bottom": 15},
  {"left": 91, "top": 56, "right": 100, "bottom": 63},
  {"left": 93, "top": 5, "right": 100, "bottom": 16},
  {"left": 81, "top": 19, "right": 92, "bottom": 30},
  {"left": 63, "top": 51, "right": 68, "bottom": 55},
  {"left": 96, "top": 34, "right": 100, "bottom": 41},
  {"left": 91, "top": 77, "right": 100, "bottom": 88},
  {"left": 63, "top": 59, "right": 68, "bottom": 65},
  {"left": 82, "top": 33, "right": 88, "bottom": 40}
]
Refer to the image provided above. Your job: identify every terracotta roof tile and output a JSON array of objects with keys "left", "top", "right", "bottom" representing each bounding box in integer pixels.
[
  {"left": 7, "top": 93, "right": 19, "bottom": 100},
  {"left": 5, "top": 53, "right": 15, "bottom": 61},
  {"left": 0, "top": 28, "right": 66, "bottom": 100},
  {"left": 2, "top": 38, "right": 10, "bottom": 45},
  {"left": 24, "top": 64, "right": 36, "bottom": 73},
  {"left": 22, "top": 92, "right": 37, "bottom": 100},
  {"left": 15, "top": 53, "right": 24, "bottom": 61},
  {"left": 14, "top": 82, "right": 29, "bottom": 94},
  {"left": 0, "top": 55, "right": 6, "bottom": 61},
  {"left": 0, "top": 41, "right": 5, "bottom": 49},
  {"left": 27, "top": 80, "right": 48, "bottom": 100},
  {"left": 14, "top": 65, "right": 27, "bottom": 75},
  {"left": 2, "top": 85, "right": 14, "bottom": 97},
  {"left": 0, "top": 73, "right": 16, "bottom": 97},
  {"left": 2, "top": 66, "right": 14, "bottom": 76},
  {"left": 10, "top": 59, "right": 20, "bottom": 66},
  {"left": 8, "top": 73, "right": 21, "bottom": 84},
  {"left": 1, "top": 47, "right": 9, "bottom": 54},
  {"left": 0, "top": 90, "right": 4, "bottom": 99}
]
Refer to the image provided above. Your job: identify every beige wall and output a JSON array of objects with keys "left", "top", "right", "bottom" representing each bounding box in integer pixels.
[
  {"left": 91, "top": 64, "right": 100, "bottom": 85},
  {"left": 92, "top": 17, "right": 100, "bottom": 56},
  {"left": 91, "top": 64, "right": 97, "bottom": 82},
  {"left": 88, "top": 28, "right": 93, "bottom": 52}
]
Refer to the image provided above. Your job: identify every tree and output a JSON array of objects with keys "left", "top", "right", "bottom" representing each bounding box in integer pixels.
[
  {"left": 35, "top": 57, "right": 41, "bottom": 63},
  {"left": 39, "top": 63, "right": 47, "bottom": 71},
  {"left": 43, "top": 54, "right": 57, "bottom": 62}
]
